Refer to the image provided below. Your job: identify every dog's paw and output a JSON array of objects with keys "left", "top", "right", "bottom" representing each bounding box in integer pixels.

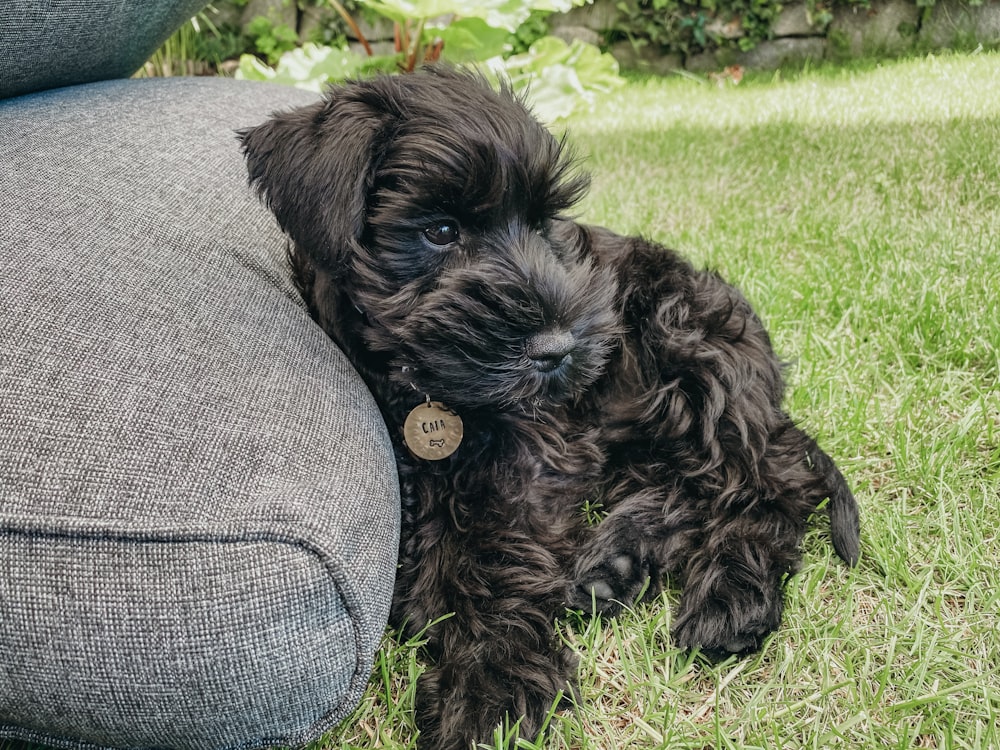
[
  {"left": 568, "top": 548, "right": 649, "bottom": 616},
  {"left": 415, "top": 647, "right": 577, "bottom": 750},
  {"left": 671, "top": 583, "right": 783, "bottom": 658}
]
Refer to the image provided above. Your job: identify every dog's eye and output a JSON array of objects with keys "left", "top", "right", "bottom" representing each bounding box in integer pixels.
[{"left": 423, "top": 222, "right": 460, "bottom": 247}]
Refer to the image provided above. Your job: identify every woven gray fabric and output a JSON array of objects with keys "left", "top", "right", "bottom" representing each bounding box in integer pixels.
[
  {"left": 0, "top": 77, "right": 400, "bottom": 750},
  {"left": 0, "top": 0, "right": 208, "bottom": 99}
]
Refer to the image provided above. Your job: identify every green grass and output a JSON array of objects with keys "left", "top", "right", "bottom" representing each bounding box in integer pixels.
[{"left": 319, "top": 52, "right": 1000, "bottom": 749}]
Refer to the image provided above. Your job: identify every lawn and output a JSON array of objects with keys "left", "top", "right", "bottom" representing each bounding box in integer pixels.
[{"left": 322, "top": 52, "right": 1000, "bottom": 749}]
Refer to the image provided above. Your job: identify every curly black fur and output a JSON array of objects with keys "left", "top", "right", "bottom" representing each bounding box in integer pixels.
[{"left": 240, "top": 66, "right": 860, "bottom": 750}]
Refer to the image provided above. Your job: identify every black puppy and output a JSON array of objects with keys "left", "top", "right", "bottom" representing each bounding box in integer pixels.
[{"left": 240, "top": 66, "right": 860, "bottom": 749}]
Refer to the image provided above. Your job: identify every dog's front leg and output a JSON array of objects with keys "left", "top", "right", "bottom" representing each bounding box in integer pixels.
[
  {"left": 414, "top": 628, "right": 576, "bottom": 750},
  {"left": 569, "top": 456, "right": 803, "bottom": 658},
  {"left": 394, "top": 524, "right": 578, "bottom": 750},
  {"left": 670, "top": 420, "right": 849, "bottom": 657},
  {"left": 569, "top": 481, "right": 790, "bottom": 657},
  {"left": 568, "top": 473, "right": 705, "bottom": 617}
]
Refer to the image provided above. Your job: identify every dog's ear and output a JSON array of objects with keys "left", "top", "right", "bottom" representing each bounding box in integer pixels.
[{"left": 239, "top": 89, "right": 391, "bottom": 270}]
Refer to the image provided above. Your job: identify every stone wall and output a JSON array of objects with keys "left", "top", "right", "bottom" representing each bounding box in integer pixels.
[{"left": 550, "top": 0, "right": 1000, "bottom": 73}]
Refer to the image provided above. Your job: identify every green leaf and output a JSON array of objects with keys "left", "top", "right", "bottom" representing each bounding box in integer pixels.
[
  {"left": 359, "top": 0, "right": 587, "bottom": 31},
  {"left": 360, "top": 0, "right": 474, "bottom": 23},
  {"left": 235, "top": 43, "right": 368, "bottom": 91},
  {"left": 235, "top": 53, "right": 277, "bottom": 81},
  {"left": 495, "top": 35, "right": 624, "bottom": 123},
  {"left": 431, "top": 17, "right": 512, "bottom": 62}
]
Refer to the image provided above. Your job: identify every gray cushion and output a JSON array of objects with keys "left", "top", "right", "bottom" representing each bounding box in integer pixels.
[
  {"left": 0, "top": 77, "right": 400, "bottom": 750},
  {"left": 0, "top": 0, "right": 208, "bottom": 99}
]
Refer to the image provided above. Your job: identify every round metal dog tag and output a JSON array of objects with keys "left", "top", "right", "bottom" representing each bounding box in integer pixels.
[{"left": 403, "top": 401, "right": 464, "bottom": 461}]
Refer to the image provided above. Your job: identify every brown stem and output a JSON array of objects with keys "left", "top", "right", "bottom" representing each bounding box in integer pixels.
[{"left": 327, "top": 0, "right": 373, "bottom": 56}]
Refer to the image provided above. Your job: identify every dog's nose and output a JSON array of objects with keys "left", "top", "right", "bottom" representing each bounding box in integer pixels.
[{"left": 525, "top": 331, "right": 575, "bottom": 372}]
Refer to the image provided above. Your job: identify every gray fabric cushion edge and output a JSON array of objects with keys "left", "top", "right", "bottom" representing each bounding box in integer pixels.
[
  {"left": 0, "top": 0, "right": 209, "bottom": 99},
  {"left": 0, "top": 524, "right": 378, "bottom": 750}
]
